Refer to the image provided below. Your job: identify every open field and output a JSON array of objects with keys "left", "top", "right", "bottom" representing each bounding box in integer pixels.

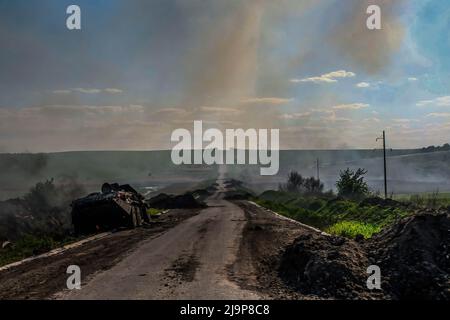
[
  {"left": 2, "top": 149, "right": 450, "bottom": 200},
  {"left": 393, "top": 192, "right": 450, "bottom": 208}
]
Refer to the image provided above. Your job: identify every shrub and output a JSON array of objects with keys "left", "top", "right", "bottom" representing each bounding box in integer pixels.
[
  {"left": 336, "top": 168, "right": 369, "bottom": 200},
  {"left": 280, "top": 171, "right": 324, "bottom": 195}
]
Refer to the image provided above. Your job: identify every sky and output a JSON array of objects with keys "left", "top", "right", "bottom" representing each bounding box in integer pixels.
[{"left": 1, "top": 0, "right": 450, "bottom": 152}]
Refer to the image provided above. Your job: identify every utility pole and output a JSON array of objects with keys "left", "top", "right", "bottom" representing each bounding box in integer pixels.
[
  {"left": 376, "top": 130, "right": 388, "bottom": 199},
  {"left": 316, "top": 158, "right": 320, "bottom": 181}
]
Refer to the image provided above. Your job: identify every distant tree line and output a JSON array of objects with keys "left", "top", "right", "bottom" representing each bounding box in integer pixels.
[
  {"left": 280, "top": 168, "right": 370, "bottom": 200},
  {"left": 420, "top": 143, "right": 450, "bottom": 153},
  {"left": 279, "top": 171, "right": 324, "bottom": 195}
]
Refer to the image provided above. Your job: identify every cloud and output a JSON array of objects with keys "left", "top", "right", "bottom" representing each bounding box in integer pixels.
[
  {"left": 392, "top": 118, "right": 419, "bottom": 123},
  {"left": 0, "top": 104, "right": 167, "bottom": 152},
  {"left": 290, "top": 70, "right": 355, "bottom": 84},
  {"left": 332, "top": 103, "right": 370, "bottom": 110},
  {"left": 322, "top": 113, "right": 352, "bottom": 123},
  {"left": 329, "top": 0, "right": 405, "bottom": 74},
  {"left": 73, "top": 88, "right": 102, "bottom": 94},
  {"left": 199, "top": 106, "right": 241, "bottom": 114},
  {"left": 52, "top": 90, "right": 72, "bottom": 94},
  {"left": 279, "top": 112, "right": 311, "bottom": 120},
  {"left": 417, "top": 96, "right": 450, "bottom": 107},
  {"left": 363, "top": 117, "right": 380, "bottom": 123},
  {"left": 356, "top": 82, "right": 370, "bottom": 88},
  {"left": 52, "top": 88, "right": 124, "bottom": 95},
  {"left": 240, "top": 97, "right": 293, "bottom": 105},
  {"left": 104, "top": 88, "right": 123, "bottom": 94},
  {"left": 426, "top": 112, "right": 450, "bottom": 118},
  {"left": 408, "top": 77, "right": 418, "bottom": 82}
]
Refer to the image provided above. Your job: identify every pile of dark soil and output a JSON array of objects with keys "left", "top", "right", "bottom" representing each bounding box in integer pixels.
[
  {"left": 224, "top": 179, "right": 243, "bottom": 188},
  {"left": 366, "top": 213, "right": 450, "bottom": 300},
  {"left": 191, "top": 189, "right": 213, "bottom": 202},
  {"left": 359, "top": 197, "right": 404, "bottom": 208},
  {"left": 279, "top": 212, "right": 449, "bottom": 300},
  {"left": 224, "top": 190, "right": 253, "bottom": 200},
  {"left": 279, "top": 233, "right": 376, "bottom": 299},
  {"left": 146, "top": 193, "right": 206, "bottom": 209}
]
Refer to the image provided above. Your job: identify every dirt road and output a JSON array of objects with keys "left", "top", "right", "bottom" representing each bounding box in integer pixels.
[
  {"left": 0, "top": 176, "right": 316, "bottom": 300},
  {"left": 58, "top": 179, "right": 260, "bottom": 299}
]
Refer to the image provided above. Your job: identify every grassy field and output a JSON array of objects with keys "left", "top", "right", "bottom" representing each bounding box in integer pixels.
[
  {"left": 393, "top": 192, "right": 450, "bottom": 208},
  {"left": 255, "top": 190, "right": 411, "bottom": 239}
]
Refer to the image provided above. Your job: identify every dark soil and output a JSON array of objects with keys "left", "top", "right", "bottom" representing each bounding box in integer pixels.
[
  {"left": 234, "top": 201, "right": 449, "bottom": 300},
  {"left": 279, "top": 233, "right": 378, "bottom": 299},
  {"left": 366, "top": 213, "right": 450, "bottom": 300},
  {"left": 146, "top": 193, "right": 206, "bottom": 209},
  {"left": 279, "top": 212, "right": 450, "bottom": 300},
  {"left": 359, "top": 197, "right": 405, "bottom": 208},
  {"left": 231, "top": 201, "right": 308, "bottom": 299},
  {"left": 165, "top": 253, "right": 200, "bottom": 283}
]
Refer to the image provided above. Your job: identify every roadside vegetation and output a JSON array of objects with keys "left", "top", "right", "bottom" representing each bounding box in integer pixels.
[
  {"left": 393, "top": 191, "right": 450, "bottom": 208},
  {"left": 0, "top": 234, "right": 78, "bottom": 267},
  {"left": 255, "top": 168, "right": 412, "bottom": 239},
  {"left": 147, "top": 208, "right": 163, "bottom": 216},
  {"left": 0, "top": 179, "right": 85, "bottom": 267}
]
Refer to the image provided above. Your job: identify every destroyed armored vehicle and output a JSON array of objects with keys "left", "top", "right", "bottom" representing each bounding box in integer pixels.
[{"left": 71, "top": 183, "right": 149, "bottom": 235}]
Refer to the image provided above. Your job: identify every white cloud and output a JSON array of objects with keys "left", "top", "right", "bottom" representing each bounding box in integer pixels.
[
  {"left": 104, "top": 88, "right": 123, "bottom": 94},
  {"left": 240, "top": 97, "right": 293, "bottom": 105},
  {"left": 356, "top": 82, "right": 370, "bottom": 88},
  {"left": 52, "top": 90, "right": 72, "bottom": 94},
  {"left": 279, "top": 112, "right": 311, "bottom": 120},
  {"left": 52, "top": 88, "right": 124, "bottom": 95},
  {"left": 392, "top": 118, "right": 419, "bottom": 123},
  {"left": 73, "top": 88, "right": 102, "bottom": 94},
  {"left": 363, "top": 117, "right": 380, "bottom": 123},
  {"left": 199, "top": 106, "right": 241, "bottom": 113},
  {"left": 332, "top": 103, "right": 370, "bottom": 110},
  {"left": 426, "top": 112, "right": 450, "bottom": 118},
  {"left": 290, "top": 70, "right": 355, "bottom": 84},
  {"left": 417, "top": 96, "right": 450, "bottom": 107}
]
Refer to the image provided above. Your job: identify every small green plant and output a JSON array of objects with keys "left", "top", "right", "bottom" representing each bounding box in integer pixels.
[
  {"left": 147, "top": 208, "right": 162, "bottom": 216},
  {"left": 325, "top": 221, "right": 381, "bottom": 239}
]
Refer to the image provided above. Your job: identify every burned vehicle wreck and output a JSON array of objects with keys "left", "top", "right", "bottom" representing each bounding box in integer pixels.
[{"left": 71, "top": 183, "right": 149, "bottom": 235}]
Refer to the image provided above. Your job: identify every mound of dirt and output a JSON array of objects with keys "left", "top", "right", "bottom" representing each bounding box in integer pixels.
[
  {"left": 223, "top": 190, "right": 253, "bottom": 200},
  {"left": 146, "top": 193, "right": 206, "bottom": 209},
  {"left": 280, "top": 213, "right": 450, "bottom": 300},
  {"left": 359, "top": 197, "right": 403, "bottom": 208},
  {"left": 366, "top": 213, "right": 450, "bottom": 300},
  {"left": 224, "top": 179, "right": 243, "bottom": 188},
  {"left": 279, "top": 233, "right": 377, "bottom": 299}
]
